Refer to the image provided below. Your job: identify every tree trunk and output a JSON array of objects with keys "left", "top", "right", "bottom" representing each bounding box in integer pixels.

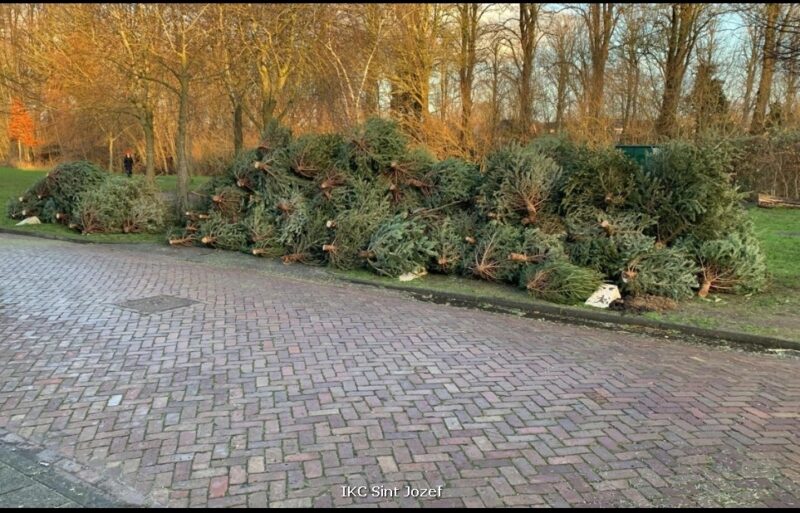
[
  {"left": 143, "top": 109, "right": 156, "bottom": 184},
  {"left": 555, "top": 71, "right": 567, "bottom": 130},
  {"left": 585, "top": 3, "right": 615, "bottom": 132},
  {"left": 656, "top": 72, "right": 684, "bottom": 138},
  {"left": 655, "top": 4, "right": 702, "bottom": 139},
  {"left": 108, "top": 135, "right": 114, "bottom": 173},
  {"left": 233, "top": 99, "right": 243, "bottom": 154},
  {"left": 751, "top": 3, "right": 780, "bottom": 134},
  {"left": 517, "top": 4, "right": 540, "bottom": 135},
  {"left": 439, "top": 61, "right": 449, "bottom": 121},
  {"left": 741, "top": 28, "right": 760, "bottom": 128},
  {"left": 175, "top": 77, "right": 190, "bottom": 214},
  {"left": 363, "top": 78, "right": 379, "bottom": 117},
  {"left": 261, "top": 95, "right": 277, "bottom": 134},
  {"left": 458, "top": 3, "right": 478, "bottom": 151}
]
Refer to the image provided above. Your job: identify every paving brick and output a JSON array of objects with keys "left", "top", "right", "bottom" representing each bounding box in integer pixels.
[{"left": 0, "top": 234, "right": 799, "bottom": 507}]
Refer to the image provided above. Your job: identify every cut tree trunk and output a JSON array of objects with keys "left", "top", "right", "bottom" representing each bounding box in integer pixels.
[
  {"left": 698, "top": 278, "right": 712, "bottom": 298},
  {"left": 282, "top": 253, "right": 305, "bottom": 264},
  {"left": 757, "top": 193, "right": 800, "bottom": 208},
  {"left": 169, "top": 236, "right": 194, "bottom": 246}
]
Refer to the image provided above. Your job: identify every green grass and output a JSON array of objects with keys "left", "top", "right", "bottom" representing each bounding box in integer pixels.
[
  {"left": 645, "top": 206, "right": 800, "bottom": 340},
  {"left": 154, "top": 175, "right": 210, "bottom": 193},
  {"left": 0, "top": 166, "right": 209, "bottom": 243},
  {"left": 748, "top": 207, "right": 800, "bottom": 288}
]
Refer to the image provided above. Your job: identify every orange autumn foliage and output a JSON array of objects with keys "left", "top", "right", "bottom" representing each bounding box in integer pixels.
[{"left": 8, "top": 97, "right": 38, "bottom": 148}]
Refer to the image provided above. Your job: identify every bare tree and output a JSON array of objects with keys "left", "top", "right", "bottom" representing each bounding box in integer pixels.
[
  {"left": 542, "top": 12, "right": 580, "bottom": 131},
  {"left": 501, "top": 3, "right": 544, "bottom": 135},
  {"left": 653, "top": 4, "right": 713, "bottom": 138},
  {"left": 212, "top": 5, "right": 252, "bottom": 154},
  {"left": 387, "top": 4, "right": 446, "bottom": 127},
  {"left": 579, "top": 3, "right": 620, "bottom": 128},
  {"left": 455, "top": 4, "right": 491, "bottom": 151},
  {"left": 138, "top": 4, "right": 212, "bottom": 212},
  {"left": 318, "top": 4, "right": 388, "bottom": 126},
  {"left": 741, "top": 22, "right": 763, "bottom": 128}
]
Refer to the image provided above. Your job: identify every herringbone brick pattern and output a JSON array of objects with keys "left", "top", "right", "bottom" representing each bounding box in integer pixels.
[{"left": 1, "top": 234, "right": 799, "bottom": 507}]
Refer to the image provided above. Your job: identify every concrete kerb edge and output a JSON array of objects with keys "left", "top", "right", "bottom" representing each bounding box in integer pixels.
[{"left": 0, "top": 227, "right": 145, "bottom": 244}]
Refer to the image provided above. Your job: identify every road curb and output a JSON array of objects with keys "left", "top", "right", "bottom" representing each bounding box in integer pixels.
[
  {"left": 0, "top": 430, "right": 150, "bottom": 507},
  {"left": 337, "top": 276, "right": 800, "bottom": 353},
  {"left": 0, "top": 227, "right": 142, "bottom": 244}
]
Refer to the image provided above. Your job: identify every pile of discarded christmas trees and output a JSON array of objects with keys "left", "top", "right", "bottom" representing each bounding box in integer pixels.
[
  {"left": 7, "top": 161, "right": 167, "bottom": 234},
  {"left": 169, "top": 117, "right": 768, "bottom": 306}
]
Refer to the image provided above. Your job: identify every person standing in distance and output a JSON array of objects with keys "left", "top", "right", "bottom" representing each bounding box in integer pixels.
[{"left": 123, "top": 150, "right": 134, "bottom": 177}]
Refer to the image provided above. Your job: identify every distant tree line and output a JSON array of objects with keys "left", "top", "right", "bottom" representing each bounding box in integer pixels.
[{"left": 2, "top": 3, "right": 800, "bottom": 208}]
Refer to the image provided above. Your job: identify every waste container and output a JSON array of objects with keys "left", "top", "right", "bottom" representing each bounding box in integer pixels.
[{"left": 615, "top": 145, "right": 658, "bottom": 167}]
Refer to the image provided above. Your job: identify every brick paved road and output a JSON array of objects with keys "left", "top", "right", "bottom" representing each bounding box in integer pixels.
[{"left": 1, "top": 233, "right": 799, "bottom": 507}]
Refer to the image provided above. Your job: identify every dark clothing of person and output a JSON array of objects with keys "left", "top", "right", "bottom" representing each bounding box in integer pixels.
[{"left": 123, "top": 155, "right": 134, "bottom": 177}]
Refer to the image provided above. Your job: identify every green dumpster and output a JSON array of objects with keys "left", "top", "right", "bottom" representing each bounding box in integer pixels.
[{"left": 615, "top": 145, "right": 658, "bottom": 167}]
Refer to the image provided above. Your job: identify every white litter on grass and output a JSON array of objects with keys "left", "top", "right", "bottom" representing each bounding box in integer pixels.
[
  {"left": 585, "top": 283, "right": 621, "bottom": 308},
  {"left": 16, "top": 216, "right": 41, "bottom": 225},
  {"left": 398, "top": 267, "right": 428, "bottom": 282}
]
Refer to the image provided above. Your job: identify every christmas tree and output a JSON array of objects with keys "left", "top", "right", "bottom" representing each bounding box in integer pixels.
[
  {"left": 566, "top": 207, "right": 656, "bottom": 277},
  {"left": 520, "top": 260, "right": 603, "bottom": 304},
  {"left": 679, "top": 227, "right": 768, "bottom": 297},
  {"left": 478, "top": 144, "right": 561, "bottom": 226},
  {"left": 620, "top": 247, "right": 699, "bottom": 300},
  {"left": 209, "top": 185, "right": 248, "bottom": 222},
  {"left": 635, "top": 140, "right": 745, "bottom": 244},
  {"left": 322, "top": 182, "right": 392, "bottom": 270},
  {"left": 558, "top": 146, "right": 642, "bottom": 214},
  {"left": 364, "top": 214, "right": 436, "bottom": 277},
  {"left": 286, "top": 133, "right": 349, "bottom": 180},
  {"left": 73, "top": 176, "right": 166, "bottom": 234},
  {"left": 347, "top": 117, "right": 409, "bottom": 175},
  {"left": 426, "top": 214, "right": 468, "bottom": 274},
  {"left": 467, "top": 221, "right": 524, "bottom": 283},
  {"left": 377, "top": 147, "right": 435, "bottom": 209},
  {"left": 196, "top": 211, "right": 248, "bottom": 251},
  {"left": 424, "top": 157, "right": 482, "bottom": 210},
  {"left": 244, "top": 202, "right": 282, "bottom": 257}
]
